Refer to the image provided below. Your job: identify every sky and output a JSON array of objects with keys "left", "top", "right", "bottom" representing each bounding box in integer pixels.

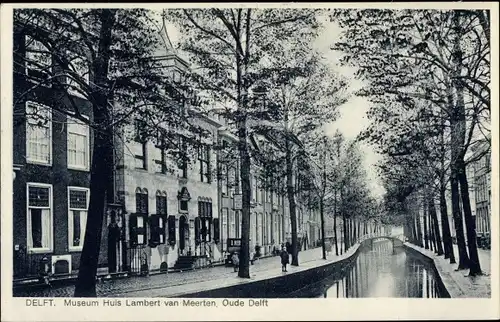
[{"left": 163, "top": 14, "right": 386, "bottom": 199}]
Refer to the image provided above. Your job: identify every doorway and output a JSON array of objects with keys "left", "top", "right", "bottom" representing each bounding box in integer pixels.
[{"left": 179, "top": 215, "right": 189, "bottom": 255}]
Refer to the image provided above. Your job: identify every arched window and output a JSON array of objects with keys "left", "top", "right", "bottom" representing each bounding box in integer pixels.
[
  {"left": 136, "top": 188, "right": 148, "bottom": 214},
  {"left": 156, "top": 190, "right": 167, "bottom": 215},
  {"left": 130, "top": 188, "right": 148, "bottom": 246}
]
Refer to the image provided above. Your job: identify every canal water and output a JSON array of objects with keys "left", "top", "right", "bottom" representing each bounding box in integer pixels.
[{"left": 290, "top": 240, "right": 448, "bottom": 298}]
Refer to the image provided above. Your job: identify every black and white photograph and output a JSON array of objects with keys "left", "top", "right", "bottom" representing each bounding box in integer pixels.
[{"left": 0, "top": 2, "right": 498, "bottom": 321}]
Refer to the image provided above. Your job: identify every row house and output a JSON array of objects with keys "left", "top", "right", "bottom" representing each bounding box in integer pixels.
[
  {"left": 113, "top": 107, "right": 222, "bottom": 273},
  {"left": 447, "top": 139, "right": 491, "bottom": 242},
  {"left": 216, "top": 114, "right": 321, "bottom": 261},
  {"left": 471, "top": 141, "right": 491, "bottom": 235},
  {"left": 110, "top": 29, "right": 224, "bottom": 273},
  {"left": 12, "top": 20, "right": 322, "bottom": 280},
  {"left": 12, "top": 20, "right": 108, "bottom": 279},
  {"left": 216, "top": 118, "right": 289, "bottom": 259}
]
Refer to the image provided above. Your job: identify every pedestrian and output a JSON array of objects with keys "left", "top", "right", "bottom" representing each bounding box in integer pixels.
[
  {"left": 231, "top": 252, "right": 240, "bottom": 272},
  {"left": 280, "top": 245, "right": 289, "bottom": 272}
]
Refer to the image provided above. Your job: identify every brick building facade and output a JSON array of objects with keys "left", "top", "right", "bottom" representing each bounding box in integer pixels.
[{"left": 12, "top": 23, "right": 107, "bottom": 279}]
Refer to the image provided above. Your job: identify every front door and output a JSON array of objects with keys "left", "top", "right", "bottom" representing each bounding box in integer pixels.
[
  {"left": 179, "top": 215, "right": 189, "bottom": 254},
  {"left": 108, "top": 222, "right": 120, "bottom": 273}
]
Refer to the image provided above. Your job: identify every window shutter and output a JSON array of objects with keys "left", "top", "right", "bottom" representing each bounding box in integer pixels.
[
  {"left": 194, "top": 217, "right": 201, "bottom": 245},
  {"left": 149, "top": 215, "right": 160, "bottom": 246},
  {"left": 168, "top": 215, "right": 176, "bottom": 245},
  {"left": 129, "top": 214, "right": 138, "bottom": 246},
  {"left": 213, "top": 218, "right": 220, "bottom": 243}
]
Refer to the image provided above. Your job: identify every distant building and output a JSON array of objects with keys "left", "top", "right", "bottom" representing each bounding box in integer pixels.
[
  {"left": 471, "top": 141, "right": 491, "bottom": 234},
  {"left": 447, "top": 139, "right": 491, "bottom": 240}
]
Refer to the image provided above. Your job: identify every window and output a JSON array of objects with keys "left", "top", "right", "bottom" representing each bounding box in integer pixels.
[
  {"left": 136, "top": 188, "right": 149, "bottom": 214},
  {"left": 27, "top": 183, "right": 52, "bottom": 252},
  {"left": 178, "top": 136, "right": 188, "bottom": 178},
  {"left": 134, "top": 119, "right": 147, "bottom": 170},
  {"left": 149, "top": 214, "right": 166, "bottom": 246},
  {"left": 251, "top": 176, "right": 256, "bottom": 201},
  {"left": 229, "top": 210, "right": 235, "bottom": 239},
  {"left": 256, "top": 213, "right": 262, "bottom": 245},
  {"left": 67, "top": 116, "right": 90, "bottom": 170},
  {"left": 258, "top": 177, "right": 262, "bottom": 203},
  {"left": 156, "top": 192, "right": 167, "bottom": 215},
  {"left": 153, "top": 191, "right": 168, "bottom": 244},
  {"left": 135, "top": 143, "right": 147, "bottom": 170},
  {"left": 25, "top": 35, "right": 51, "bottom": 84},
  {"left": 235, "top": 211, "right": 241, "bottom": 238},
  {"left": 180, "top": 200, "right": 188, "bottom": 211},
  {"left": 273, "top": 213, "right": 278, "bottom": 243},
  {"left": 129, "top": 188, "right": 149, "bottom": 246},
  {"left": 221, "top": 208, "right": 228, "bottom": 252},
  {"left": 199, "top": 144, "right": 211, "bottom": 183},
  {"left": 68, "top": 187, "right": 89, "bottom": 251},
  {"left": 198, "top": 201, "right": 212, "bottom": 218},
  {"left": 154, "top": 135, "right": 167, "bottom": 174},
  {"left": 228, "top": 166, "right": 235, "bottom": 197},
  {"left": 26, "top": 101, "right": 52, "bottom": 165},
  {"left": 66, "top": 54, "right": 90, "bottom": 97},
  {"left": 220, "top": 163, "right": 228, "bottom": 195}
]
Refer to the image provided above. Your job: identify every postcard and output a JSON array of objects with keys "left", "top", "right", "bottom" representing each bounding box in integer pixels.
[{"left": 1, "top": 2, "right": 498, "bottom": 321}]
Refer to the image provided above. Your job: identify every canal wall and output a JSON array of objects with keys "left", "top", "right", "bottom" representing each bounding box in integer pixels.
[
  {"left": 403, "top": 243, "right": 453, "bottom": 298},
  {"left": 176, "top": 243, "right": 363, "bottom": 298}
]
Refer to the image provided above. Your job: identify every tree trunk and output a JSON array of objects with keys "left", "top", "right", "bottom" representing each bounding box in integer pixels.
[
  {"left": 343, "top": 215, "right": 349, "bottom": 250},
  {"left": 237, "top": 10, "right": 252, "bottom": 278},
  {"left": 352, "top": 218, "right": 356, "bottom": 244},
  {"left": 429, "top": 212, "right": 435, "bottom": 252},
  {"left": 415, "top": 207, "right": 423, "bottom": 247},
  {"left": 333, "top": 189, "right": 339, "bottom": 256},
  {"left": 74, "top": 9, "right": 116, "bottom": 297},
  {"left": 237, "top": 114, "right": 251, "bottom": 278},
  {"left": 458, "top": 167, "right": 482, "bottom": 275},
  {"left": 320, "top": 198, "right": 326, "bottom": 260},
  {"left": 450, "top": 169, "right": 469, "bottom": 269},
  {"left": 411, "top": 213, "right": 418, "bottom": 245},
  {"left": 440, "top": 183, "right": 456, "bottom": 263},
  {"left": 451, "top": 12, "right": 482, "bottom": 274},
  {"left": 357, "top": 220, "right": 361, "bottom": 241},
  {"left": 285, "top": 138, "right": 299, "bottom": 266},
  {"left": 428, "top": 195, "right": 444, "bottom": 255},
  {"left": 423, "top": 202, "right": 429, "bottom": 250},
  {"left": 449, "top": 9, "right": 470, "bottom": 271},
  {"left": 341, "top": 188, "right": 347, "bottom": 252}
]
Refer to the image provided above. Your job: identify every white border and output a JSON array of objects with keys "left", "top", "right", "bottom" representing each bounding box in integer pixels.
[{"left": 1, "top": 2, "right": 499, "bottom": 322}]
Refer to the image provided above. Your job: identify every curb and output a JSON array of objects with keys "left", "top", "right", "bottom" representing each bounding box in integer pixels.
[{"left": 402, "top": 242, "right": 490, "bottom": 298}]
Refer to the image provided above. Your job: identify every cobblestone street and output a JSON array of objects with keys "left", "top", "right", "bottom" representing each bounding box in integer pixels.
[{"left": 14, "top": 247, "right": 325, "bottom": 297}]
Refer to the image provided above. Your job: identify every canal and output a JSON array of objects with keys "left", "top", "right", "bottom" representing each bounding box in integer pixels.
[{"left": 289, "top": 240, "right": 449, "bottom": 298}]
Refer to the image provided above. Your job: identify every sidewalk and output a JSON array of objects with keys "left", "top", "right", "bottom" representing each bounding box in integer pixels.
[
  {"left": 15, "top": 246, "right": 354, "bottom": 298},
  {"left": 405, "top": 243, "right": 491, "bottom": 298}
]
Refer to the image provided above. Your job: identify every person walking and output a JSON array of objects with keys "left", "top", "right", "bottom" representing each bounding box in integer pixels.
[
  {"left": 280, "top": 245, "right": 289, "bottom": 272},
  {"left": 231, "top": 252, "right": 240, "bottom": 272}
]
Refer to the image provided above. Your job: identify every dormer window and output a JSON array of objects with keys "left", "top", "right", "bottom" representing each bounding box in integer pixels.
[{"left": 25, "top": 35, "right": 52, "bottom": 85}]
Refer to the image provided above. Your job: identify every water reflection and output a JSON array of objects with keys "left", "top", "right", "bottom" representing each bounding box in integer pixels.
[{"left": 290, "top": 240, "right": 447, "bottom": 298}]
